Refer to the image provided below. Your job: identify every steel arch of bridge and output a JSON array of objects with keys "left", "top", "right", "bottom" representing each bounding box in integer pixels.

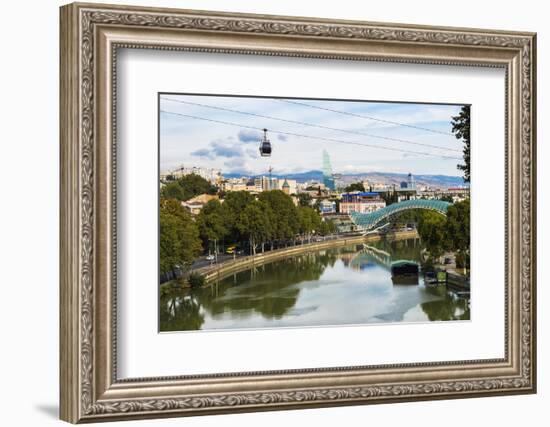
[{"left": 349, "top": 199, "right": 451, "bottom": 231}]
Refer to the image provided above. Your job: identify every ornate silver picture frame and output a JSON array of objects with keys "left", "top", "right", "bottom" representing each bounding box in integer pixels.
[{"left": 60, "top": 2, "right": 536, "bottom": 423}]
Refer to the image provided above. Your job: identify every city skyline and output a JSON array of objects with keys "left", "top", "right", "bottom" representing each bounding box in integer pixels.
[{"left": 160, "top": 94, "right": 466, "bottom": 177}]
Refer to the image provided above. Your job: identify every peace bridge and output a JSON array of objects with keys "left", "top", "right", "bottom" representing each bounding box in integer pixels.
[{"left": 349, "top": 199, "right": 451, "bottom": 232}]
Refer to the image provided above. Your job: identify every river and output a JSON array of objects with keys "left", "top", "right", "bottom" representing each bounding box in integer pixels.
[{"left": 160, "top": 238, "right": 470, "bottom": 332}]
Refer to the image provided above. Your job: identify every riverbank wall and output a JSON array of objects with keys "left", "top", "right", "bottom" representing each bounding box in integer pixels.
[
  {"left": 197, "top": 230, "right": 419, "bottom": 286},
  {"left": 445, "top": 270, "right": 470, "bottom": 290}
]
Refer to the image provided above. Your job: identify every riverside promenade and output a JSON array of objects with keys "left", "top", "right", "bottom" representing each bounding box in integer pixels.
[{"left": 193, "top": 230, "right": 419, "bottom": 286}]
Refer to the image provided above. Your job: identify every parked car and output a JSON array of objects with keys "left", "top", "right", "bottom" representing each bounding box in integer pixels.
[{"left": 206, "top": 254, "right": 215, "bottom": 261}]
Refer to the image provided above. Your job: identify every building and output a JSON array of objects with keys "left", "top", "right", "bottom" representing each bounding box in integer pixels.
[
  {"left": 372, "top": 183, "right": 392, "bottom": 191},
  {"left": 255, "top": 176, "right": 277, "bottom": 191},
  {"left": 333, "top": 173, "right": 344, "bottom": 189},
  {"left": 281, "top": 179, "right": 290, "bottom": 195},
  {"left": 221, "top": 178, "right": 247, "bottom": 192},
  {"left": 305, "top": 180, "right": 326, "bottom": 190},
  {"left": 322, "top": 150, "right": 336, "bottom": 191},
  {"left": 319, "top": 199, "right": 337, "bottom": 214},
  {"left": 276, "top": 178, "right": 297, "bottom": 195},
  {"left": 407, "top": 172, "right": 416, "bottom": 189},
  {"left": 246, "top": 179, "right": 263, "bottom": 194},
  {"left": 339, "top": 192, "right": 386, "bottom": 214},
  {"left": 181, "top": 194, "right": 219, "bottom": 215},
  {"left": 444, "top": 187, "right": 470, "bottom": 202},
  {"left": 399, "top": 173, "right": 416, "bottom": 190},
  {"left": 446, "top": 187, "right": 470, "bottom": 197}
]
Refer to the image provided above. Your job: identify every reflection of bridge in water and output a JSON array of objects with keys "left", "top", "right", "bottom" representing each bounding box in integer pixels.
[
  {"left": 347, "top": 243, "right": 422, "bottom": 272},
  {"left": 348, "top": 246, "right": 395, "bottom": 271},
  {"left": 350, "top": 199, "right": 451, "bottom": 232}
]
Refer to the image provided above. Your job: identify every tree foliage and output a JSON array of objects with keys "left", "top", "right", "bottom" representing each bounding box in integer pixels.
[
  {"left": 319, "top": 219, "right": 337, "bottom": 235},
  {"left": 259, "top": 190, "right": 299, "bottom": 242},
  {"left": 297, "top": 192, "right": 313, "bottom": 207},
  {"left": 160, "top": 173, "right": 217, "bottom": 201},
  {"left": 218, "top": 191, "right": 255, "bottom": 243},
  {"left": 344, "top": 182, "right": 366, "bottom": 192},
  {"left": 417, "top": 211, "right": 447, "bottom": 259},
  {"left": 297, "top": 206, "right": 321, "bottom": 242},
  {"left": 452, "top": 105, "right": 471, "bottom": 183},
  {"left": 416, "top": 200, "right": 470, "bottom": 265},
  {"left": 380, "top": 191, "right": 398, "bottom": 206},
  {"left": 159, "top": 199, "right": 202, "bottom": 274},
  {"left": 160, "top": 181, "right": 186, "bottom": 201},
  {"left": 160, "top": 186, "right": 338, "bottom": 276},
  {"left": 196, "top": 200, "right": 228, "bottom": 253},
  {"left": 444, "top": 199, "right": 470, "bottom": 252},
  {"left": 237, "top": 200, "right": 273, "bottom": 255}
]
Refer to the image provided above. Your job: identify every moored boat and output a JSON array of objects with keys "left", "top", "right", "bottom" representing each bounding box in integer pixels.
[
  {"left": 423, "top": 270, "right": 438, "bottom": 286},
  {"left": 391, "top": 260, "right": 419, "bottom": 285}
]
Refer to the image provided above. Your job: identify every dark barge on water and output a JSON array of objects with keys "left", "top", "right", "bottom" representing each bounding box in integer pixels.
[{"left": 391, "top": 260, "right": 419, "bottom": 285}]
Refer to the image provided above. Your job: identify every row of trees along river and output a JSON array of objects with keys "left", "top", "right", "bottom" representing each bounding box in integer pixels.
[{"left": 160, "top": 174, "right": 337, "bottom": 279}]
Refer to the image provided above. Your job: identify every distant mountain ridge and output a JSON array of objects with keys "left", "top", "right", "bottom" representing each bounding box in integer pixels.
[{"left": 225, "top": 170, "right": 467, "bottom": 189}]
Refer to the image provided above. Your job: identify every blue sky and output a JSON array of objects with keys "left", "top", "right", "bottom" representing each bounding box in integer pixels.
[{"left": 159, "top": 94, "right": 465, "bottom": 176}]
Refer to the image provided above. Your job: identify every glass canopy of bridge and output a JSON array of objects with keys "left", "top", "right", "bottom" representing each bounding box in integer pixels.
[{"left": 349, "top": 199, "right": 451, "bottom": 231}]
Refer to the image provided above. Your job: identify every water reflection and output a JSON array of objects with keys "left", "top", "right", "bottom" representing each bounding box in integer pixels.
[{"left": 160, "top": 239, "right": 470, "bottom": 331}]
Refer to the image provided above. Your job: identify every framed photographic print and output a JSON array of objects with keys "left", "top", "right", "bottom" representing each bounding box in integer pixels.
[{"left": 60, "top": 2, "right": 537, "bottom": 423}]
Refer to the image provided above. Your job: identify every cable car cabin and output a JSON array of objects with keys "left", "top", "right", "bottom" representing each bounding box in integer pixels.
[
  {"left": 391, "top": 260, "right": 419, "bottom": 285},
  {"left": 259, "top": 128, "right": 272, "bottom": 157}
]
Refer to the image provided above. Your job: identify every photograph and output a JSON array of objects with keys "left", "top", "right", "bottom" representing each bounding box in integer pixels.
[
  {"left": 158, "top": 94, "right": 471, "bottom": 332},
  {"left": 54, "top": 2, "right": 537, "bottom": 422}
]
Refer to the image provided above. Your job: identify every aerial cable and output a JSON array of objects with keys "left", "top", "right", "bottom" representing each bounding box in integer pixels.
[
  {"left": 161, "top": 97, "right": 460, "bottom": 153},
  {"left": 160, "top": 109, "right": 462, "bottom": 161}
]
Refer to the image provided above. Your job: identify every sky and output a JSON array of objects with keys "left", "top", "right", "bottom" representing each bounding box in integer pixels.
[{"left": 159, "top": 94, "right": 465, "bottom": 177}]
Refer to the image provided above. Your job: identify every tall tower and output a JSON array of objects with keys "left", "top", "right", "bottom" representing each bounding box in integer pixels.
[
  {"left": 322, "top": 150, "right": 335, "bottom": 191},
  {"left": 407, "top": 172, "right": 415, "bottom": 189}
]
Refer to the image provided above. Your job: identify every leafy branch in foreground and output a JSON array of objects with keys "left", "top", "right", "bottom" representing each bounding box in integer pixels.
[{"left": 451, "top": 105, "right": 471, "bottom": 183}]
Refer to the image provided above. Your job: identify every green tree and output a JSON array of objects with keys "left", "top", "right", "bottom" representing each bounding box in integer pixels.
[
  {"left": 415, "top": 200, "right": 470, "bottom": 266},
  {"left": 222, "top": 190, "right": 255, "bottom": 213},
  {"left": 237, "top": 200, "right": 273, "bottom": 255},
  {"left": 160, "top": 182, "right": 186, "bottom": 200},
  {"left": 417, "top": 211, "right": 447, "bottom": 260},
  {"left": 380, "top": 190, "right": 398, "bottom": 206},
  {"left": 196, "top": 200, "right": 228, "bottom": 256},
  {"left": 160, "top": 173, "right": 217, "bottom": 201},
  {"left": 297, "top": 206, "right": 321, "bottom": 243},
  {"left": 444, "top": 199, "right": 470, "bottom": 269},
  {"left": 220, "top": 191, "right": 255, "bottom": 243},
  {"left": 345, "top": 182, "right": 366, "bottom": 192},
  {"left": 444, "top": 199, "right": 470, "bottom": 252},
  {"left": 159, "top": 199, "right": 202, "bottom": 275},
  {"left": 452, "top": 105, "right": 471, "bottom": 183},
  {"left": 259, "top": 190, "right": 299, "bottom": 246},
  {"left": 297, "top": 192, "right": 312, "bottom": 207},
  {"left": 319, "top": 219, "right": 337, "bottom": 236}
]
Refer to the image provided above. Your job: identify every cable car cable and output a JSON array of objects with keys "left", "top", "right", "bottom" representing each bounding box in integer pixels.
[
  {"left": 160, "top": 109, "right": 462, "bottom": 160},
  {"left": 278, "top": 99, "right": 456, "bottom": 136},
  {"left": 161, "top": 97, "right": 460, "bottom": 153}
]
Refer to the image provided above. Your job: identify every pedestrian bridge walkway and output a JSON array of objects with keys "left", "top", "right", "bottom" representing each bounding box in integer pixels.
[{"left": 350, "top": 199, "right": 451, "bottom": 231}]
